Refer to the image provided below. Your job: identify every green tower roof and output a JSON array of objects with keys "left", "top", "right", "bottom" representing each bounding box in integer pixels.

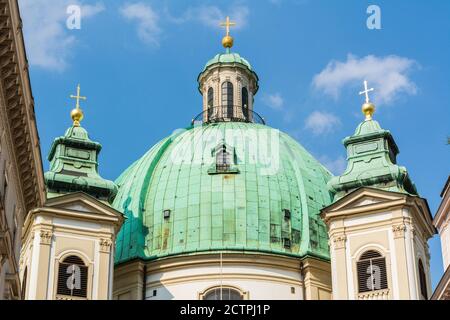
[
  {"left": 203, "top": 51, "right": 253, "bottom": 72},
  {"left": 45, "top": 125, "right": 118, "bottom": 202},
  {"left": 198, "top": 50, "right": 259, "bottom": 94},
  {"left": 328, "top": 118, "right": 418, "bottom": 201},
  {"left": 113, "top": 122, "right": 333, "bottom": 264}
]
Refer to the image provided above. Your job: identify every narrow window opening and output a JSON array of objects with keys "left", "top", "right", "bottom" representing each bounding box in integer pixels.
[
  {"left": 216, "top": 146, "right": 231, "bottom": 172},
  {"left": 221, "top": 81, "right": 234, "bottom": 119},
  {"left": 418, "top": 259, "right": 428, "bottom": 299}
]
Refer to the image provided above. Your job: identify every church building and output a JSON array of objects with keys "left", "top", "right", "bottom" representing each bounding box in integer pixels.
[{"left": 11, "top": 13, "right": 439, "bottom": 300}]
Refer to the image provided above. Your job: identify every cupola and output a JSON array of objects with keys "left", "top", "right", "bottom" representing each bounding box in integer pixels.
[{"left": 196, "top": 17, "right": 261, "bottom": 125}]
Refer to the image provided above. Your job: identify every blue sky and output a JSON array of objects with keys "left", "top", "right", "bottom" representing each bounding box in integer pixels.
[{"left": 19, "top": 0, "right": 449, "bottom": 289}]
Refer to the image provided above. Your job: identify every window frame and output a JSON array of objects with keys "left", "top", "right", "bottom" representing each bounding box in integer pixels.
[
  {"left": 199, "top": 285, "right": 248, "bottom": 300},
  {"left": 356, "top": 249, "right": 389, "bottom": 294},
  {"left": 207, "top": 87, "right": 214, "bottom": 120},
  {"left": 241, "top": 87, "right": 249, "bottom": 120},
  {"left": 221, "top": 81, "right": 234, "bottom": 118},
  {"left": 418, "top": 259, "right": 428, "bottom": 299},
  {"left": 216, "top": 145, "right": 232, "bottom": 172},
  {"left": 55, "top": 254, "right": 90, "bottom": 300}
]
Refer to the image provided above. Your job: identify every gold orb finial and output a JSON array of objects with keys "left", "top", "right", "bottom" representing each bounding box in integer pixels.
[
  {"left": 362, "top": 102, "right": 375, "bottom": 120},
  {"left": 222, "top": 35, "right": 234, "bottom": 48},
  {"left": 69, "top": 84, "right": 87, "bottom": 127},
  {"left": 71, "top": 107, "right": 84, "bottom": 127},
  {"left": 358, "top": 80, "right": 375, "bottom": 121},
  {"left": 220, "top": 16, "right": 236, "bottom": 49}
]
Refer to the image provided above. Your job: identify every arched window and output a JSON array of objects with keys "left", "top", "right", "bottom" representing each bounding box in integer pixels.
[
  {"left": 221, "top": 81, "right": 234, "bottom": 118},
  {"left": 242, "top": 87, "right": 249, "bottom": 120},
  {"left": 357, "top": 250, "right": 388, "bottom": 293},
  {"left": 216, "top": 145, "right": 231, "bottom": 172},
  {"left": 21, "top": 267, "right": 27, "bottom": 299},
  {"left": 57, "top": 255, "right": 88, "bottom": 298},
  {"left": 207, "top": 87, "right": 214, "bottom": 119},
  {"left": 418, "top": 259, "right": 428, "bottom": 299},
  {"left": 203, "top": 287, "right": 244, "bottom": 300}
]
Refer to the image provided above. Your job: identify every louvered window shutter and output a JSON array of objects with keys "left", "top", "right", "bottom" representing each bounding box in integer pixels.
[
  {"left": 357, "top": 250, "right": 388, "bottom": 293},
  {"left": 57, "top": 255, "right": 88, "bottom": 298}
]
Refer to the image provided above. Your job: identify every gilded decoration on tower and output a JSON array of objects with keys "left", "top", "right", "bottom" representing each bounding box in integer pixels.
[
  {"left": 359, "top": 80, "right": 375, "bottom": 120},
  {"left": 220, "top": 16, "right": 236, "bottom": 49},
  {"left": 70, "top": 84, "right": 87, "bottom": 127}
]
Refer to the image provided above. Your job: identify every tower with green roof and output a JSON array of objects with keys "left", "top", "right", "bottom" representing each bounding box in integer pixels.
[
  {"left": 321, "top": 81, "right": 435, "bottom": 300},
  {"left": 327, "top": 89, "right": 418, "bottom": 201},
  {"left": 26, "top": 85, "right": 123, "bottom": 301},
  {"left": 112, "top": 17, "right": 334, "bottom": 300},
  {"left": 44, "top": 84, "right": 117, "bottom": 202}
]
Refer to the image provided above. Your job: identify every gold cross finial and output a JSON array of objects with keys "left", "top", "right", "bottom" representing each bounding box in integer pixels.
[
  {"left": 69, "top": 84, "right": 87, "bottom": 127},
  {"left": 359, "top": 80, "right": 374, "bottom": 104},
  {"left": 220, "top": 16, "right": 236, "bottom": 49},
  {"left": 220, "top": 16, "right": 236, "bottom": 37},
  {"left": 70, "top": 84, "right": 87, "bottom": 109},
  {"left": 359, "top": 80, "right": 376, "bottom": 120}
]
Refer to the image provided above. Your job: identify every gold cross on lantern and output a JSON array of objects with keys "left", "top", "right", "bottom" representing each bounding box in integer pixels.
[
  {"left": 220, "top": 16, "right": 236, "bottom": 37},
  {"left": 70, "top": 84, "right": 87, "bottom": 110},
  {"left": 69, "top": 84, "right": 87, "bottom": 127},
  {"left": 359, "top": 80, "right": 374, "bottom": 104}
]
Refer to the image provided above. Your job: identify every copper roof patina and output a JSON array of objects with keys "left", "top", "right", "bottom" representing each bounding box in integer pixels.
[{"left": 113, "top": 122, "right": 333, "bottom": 264}]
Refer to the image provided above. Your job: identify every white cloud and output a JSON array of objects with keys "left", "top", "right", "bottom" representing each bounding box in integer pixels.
[
  {"left": 319, "top": 155, "right": 347, "bottom": 176},
  {"left": 262, "top": 93, "right": 284, "bottom": 110},
  {"left": 120, "top": 2, "right": 161, "bottom": 47},
  {"left": 305, "top": 111, "right": 341, "bottom": 135},
  {"left": 81, "top": 3, "right": 105, "bottom": 18},
  {"left": 312, "top": 54, "right": 418, "bottom": 105},
  {"left": 19, "top": 0, "right": 105, "bottom": 71},
  {"left": 165, "top": 5, "right": 249, "bottom": 30}
]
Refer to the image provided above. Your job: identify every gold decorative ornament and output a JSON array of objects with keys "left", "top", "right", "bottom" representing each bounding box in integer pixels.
[
  {"left": 220, "top": 16, "right": 236, "bottom": 49},
  {"left": 222, "top": 35, "right": 234, "bottom": 48},
  {"left": 69, "top": 84, "right": 87, "bottom": 127},
  {"left": 362, "top": 102, "right": 375, "bottom": 120},
  {"left": 359, "top": 80, "right": 375, "bottom": 120}
]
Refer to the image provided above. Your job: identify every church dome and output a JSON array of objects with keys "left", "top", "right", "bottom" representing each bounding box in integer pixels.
[
  {"left": 113, "top": 122, "right": 333, "bottom": 264},
  {"left": 203, "top": 52, "right": 253, "bottom": 72}
]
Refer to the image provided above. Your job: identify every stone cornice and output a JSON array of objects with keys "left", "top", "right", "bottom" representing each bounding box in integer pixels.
[{"left": 0, "top": 0, "right": 45, "bottom": 214}]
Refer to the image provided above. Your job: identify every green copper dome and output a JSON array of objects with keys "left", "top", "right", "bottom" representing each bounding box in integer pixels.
[
  {"left": 113, "top": 122, "right": 333, "bottom": 264},
  {"left": 203, "top": 51, "right": 253, "bottom": 72}
]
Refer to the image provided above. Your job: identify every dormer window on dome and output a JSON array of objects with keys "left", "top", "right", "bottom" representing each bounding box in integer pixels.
[{"left": 208, "top": 143, "right": 239, "bottom": 175}]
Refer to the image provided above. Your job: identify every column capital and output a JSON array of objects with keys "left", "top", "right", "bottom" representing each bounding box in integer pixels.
[
  {"left": 99, "top": 238, "right": 113, "bottom": 253},
  {"left": 39, "top": 229, "right": 53, "bottom": 245},
  {"left": 392, "top": 224, "right": 407, "bottom": 239},
  {"left": 332, "top": 234, "right": 347, "bottom": 249}
]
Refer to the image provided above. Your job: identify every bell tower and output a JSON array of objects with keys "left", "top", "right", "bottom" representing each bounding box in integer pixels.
[
  {"left": 321, "top": 81, "right": 435, "bottom": 300},
  {"left": 19, "top": 85, "right": 123, "bottom": 300},
  {"left": 196, "top": 17, "right": 259, "bottom": 124}
]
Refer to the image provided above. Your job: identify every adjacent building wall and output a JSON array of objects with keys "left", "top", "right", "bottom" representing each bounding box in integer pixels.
[{"left": 0, "top": 0, "right": 46, "bottom": 300}]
